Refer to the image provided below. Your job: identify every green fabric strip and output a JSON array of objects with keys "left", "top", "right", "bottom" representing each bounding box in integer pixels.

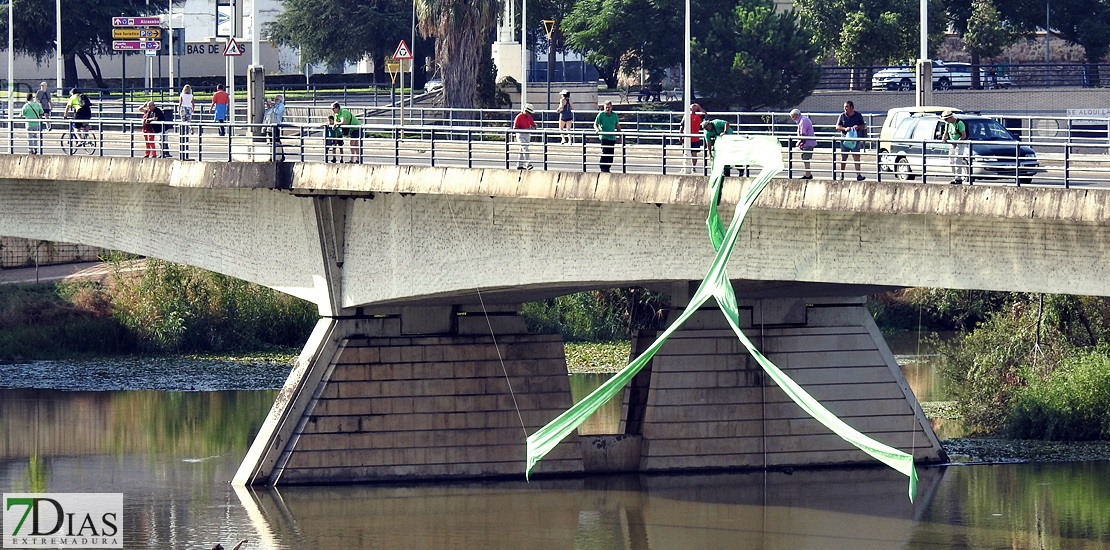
[{"left": 525, "top": 135, "right": 918, "bottom": 501}]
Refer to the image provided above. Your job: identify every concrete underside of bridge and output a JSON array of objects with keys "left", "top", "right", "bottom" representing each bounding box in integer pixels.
[{"left": 233, "top": 289, "right": 944, "bottom": 485}]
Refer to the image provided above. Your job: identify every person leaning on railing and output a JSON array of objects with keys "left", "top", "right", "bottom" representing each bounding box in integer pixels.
[{"left": 331, "top": 101, "right": 362, "bottom": 163}]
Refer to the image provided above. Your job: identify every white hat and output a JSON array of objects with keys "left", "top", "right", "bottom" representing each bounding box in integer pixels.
[
  {"left": 524, "top": 103, "right": 534, "bottom": 113},
  {"left": 789, "top": 108, "right": 801, "bottom": 117},
  {"left": 560, "top": 89, "right": 569, "bottom": 96}
]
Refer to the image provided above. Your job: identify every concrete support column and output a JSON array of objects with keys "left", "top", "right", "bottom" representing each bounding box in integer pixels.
[
  {"left": 626, "top": 290, "right": 945, "bottom": 472},
  {"left": 235, "top": 307, "right": 583, "bottom": 485}
]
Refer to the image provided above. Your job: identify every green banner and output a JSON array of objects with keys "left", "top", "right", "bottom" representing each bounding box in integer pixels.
[{"left": 525, "top": 135, "right": 918, "bottom": 501}]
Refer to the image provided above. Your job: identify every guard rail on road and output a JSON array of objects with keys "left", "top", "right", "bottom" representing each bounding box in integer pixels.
[{"left": 3, "top": 116, "right": 1108, "bottom": 189}]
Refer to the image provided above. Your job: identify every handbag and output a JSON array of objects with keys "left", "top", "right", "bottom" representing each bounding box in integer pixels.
[{"left": 843, "top": 128, "right": 858, "bottom": 149}]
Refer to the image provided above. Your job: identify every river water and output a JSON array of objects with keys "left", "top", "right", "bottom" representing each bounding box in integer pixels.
[{"left": 2, "top": 351, "right": 1109, "bottom": 549}]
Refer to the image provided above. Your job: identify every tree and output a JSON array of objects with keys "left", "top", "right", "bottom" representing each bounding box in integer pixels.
[
  {"left": 998, "top": 0, "right": 1110, "bottom": 86},
  {"left": 268, "top": 0, "right": 413, "bottom": 69},
  {"left": 692, "top": 0, "right": 821, "bottom": 110},
  {"left": 795, "top": 0, "right": 947, "bottom": 88},
  {"left": 415, "top": 0, "right": 502, "bottom": 108},
  {"left": 562, "top": 0, "right": 681, "bottom": 88},
  {"left": 962, "top": 0, "right": 1020, "bottom": 87},
  {"left": 0, "top": 0, "right": 163, "bottom": 88}
]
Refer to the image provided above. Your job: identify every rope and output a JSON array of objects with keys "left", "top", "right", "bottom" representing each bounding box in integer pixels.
[{"left": 443, "top": 195, "right": 528, "bottom": 438}]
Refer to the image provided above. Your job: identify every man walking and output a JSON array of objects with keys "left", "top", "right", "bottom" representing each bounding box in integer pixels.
[
  {"left": 942, "top": 110, "right": 970, "bottom": 185},
  {"left": 35, "top": 82, "right": 52, "bottom": 131},
  {"left": 21, "top": 93, "right": 44, "bottom": 154},
  {"left": 684, "top": 103, "right": 708, "bottom": 173},
  {"left": 513, "top": 103, "right": 537, "bottom": 170},
  {"left": 594, "top": 101, "right": 621, "bottom": 173},
  {"left": 790, "top": 108, "right": 816, "bottom": 179},
  {"left": 836, "top": 100, "right": 866, "bottom": 181},
  {"left": 211, "top": 84, "right": 230, "bottom": 136}
]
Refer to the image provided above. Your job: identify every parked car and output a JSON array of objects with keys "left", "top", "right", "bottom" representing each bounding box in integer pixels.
[
  {"left": 944, "top": 62, "right": 1014, "bottom": 89},
  {"left": 887, "top": 114, "right": 1042, "bottom": 184},
  {"left": 425, "top": 77, "right": 443, "bottom": 93},
  {"left": 871, "top": 60, "right": 954, "bottom": 91},
  {"left": 878, "top": 106, "right": 963, "bottom": 170}
]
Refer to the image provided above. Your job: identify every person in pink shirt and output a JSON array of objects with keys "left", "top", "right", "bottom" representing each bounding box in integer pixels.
[{"left": 790, "top": 108, "right": 817, "bottom": 179}]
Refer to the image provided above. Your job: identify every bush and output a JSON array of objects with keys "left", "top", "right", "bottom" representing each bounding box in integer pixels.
[
  {"left": 522, "top": 288, "right": 667, "bottom": 342},
  {"left": 1006, "top": 348, "right": 1110, "bottom": 440}
]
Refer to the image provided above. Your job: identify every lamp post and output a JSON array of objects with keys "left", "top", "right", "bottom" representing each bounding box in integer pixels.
[
  {"left": 7, "top": 0, "right": 12, "bottom": 124},
  {"left": 56, "top": 0, "right": 62, "bottom": 96},
  {"left": 543, "top": 19, "right": 554, "bottom": 110},
  {"left": 520, "top": 0, "right": 527, "bottom": 106},
  {"left": 1045, "top": 1, "right": 1050, "bottom": 86}
]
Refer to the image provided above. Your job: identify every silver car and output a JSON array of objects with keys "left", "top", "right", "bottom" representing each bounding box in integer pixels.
[{"left": 888, "top": 114, "right": 1041, "bottom": 184}]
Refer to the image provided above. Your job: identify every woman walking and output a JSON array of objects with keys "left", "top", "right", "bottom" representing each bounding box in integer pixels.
[
  {"left": 139, "top": 101, "right": 159, "bottom": 158},
  {"left": 556, "top": 90, "right": 573, "bottom": 144}
]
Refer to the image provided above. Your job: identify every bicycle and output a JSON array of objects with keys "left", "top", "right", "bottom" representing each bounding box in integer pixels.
[{"left": 61, "top": 120, "right": 97, "bottom": 155}]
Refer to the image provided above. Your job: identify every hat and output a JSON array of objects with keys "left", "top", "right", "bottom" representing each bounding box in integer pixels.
[
  {"left": 524, "top": 103, "right": 534, "bottom": 113},
  {"left": 560, "top": 89, "right": 569, "bottom": 96},
  {"left": 941, "top": 110, "right": 955, "bottom": 118},
  {"left": 789, "top": 108, "right": 801, "bottom": 117}
]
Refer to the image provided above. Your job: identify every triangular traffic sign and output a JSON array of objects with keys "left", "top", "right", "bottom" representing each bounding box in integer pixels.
[
  {"left": 393, "top": 40, "right": 413, "bottom": 61},
  {"left": 224, "top": 37, "right": 243, "bottom": 57}
]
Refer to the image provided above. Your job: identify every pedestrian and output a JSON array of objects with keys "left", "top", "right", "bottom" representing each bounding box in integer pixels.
[
  {"left": 178, "top": 84, "right": 195, "bottom": 124},
  {"left": 557, "top": 89, "right": 574, "bottom": 144},
  {"left": 330, "top": 102, "right": 362, "bottom": 163},
  {"left": 264, "top": 95, "right": 286, "bottom": 161},
  {"left": 836, "top": 100, "right": 866, "bottom": 181},
  {"left": 139, "top": 101, "right": 159, "bottom": 158},
  {"left": 211, "top": 84, "right": 230, "bottom": 136},
  {"left": 513, "top": 103, "right": 537, "bottom": 169},
  {"left": 789, "top": 108, "right": 817, "bottom": 179},
  {"left": 683, "top": 103, "right": 708, "bottom": 173},
  {"left": 942, "top": 109, "right": 970, "bottom": 185},
  {"left": 593, "top": 101, "right": 621, "bottom": 173},
  {"left": 178, "top": 84, "right": 195, "bottom": 159},
  {"left": 35, "top": 81, "right": 52, "bottom": 131},
  {"left": 701, "top": 118, "right": 731, "bottom": 162},
  {"left": 21, "top": 92, "right": 44, "bottom": 155},
  {"left": 324, "top": 114, "right": 343, "bottom": 163}
]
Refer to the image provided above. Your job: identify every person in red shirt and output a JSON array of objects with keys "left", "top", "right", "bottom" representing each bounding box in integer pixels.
[
  {"left": 512, "top": 103, "right": 537, "bottom": 170},
  {"left": 210, "top": 84, "right": 230, "bottom": 136},
  {"left": 684, "top": 103, "right": 708, "bottom": 173}
]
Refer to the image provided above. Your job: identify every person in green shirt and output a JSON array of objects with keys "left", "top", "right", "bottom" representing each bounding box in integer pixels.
[
  {"left": 331, "top": 102, "right": 362, "bottom": 163},
  {"left": 20, "top": 93, "right": 44, "bottom": 154},
  {"left": 593, "top": 101, "right": 621, "bottom": 173},
  {"left": 941, "top": 110, "right": 969, "bottom": 185}
]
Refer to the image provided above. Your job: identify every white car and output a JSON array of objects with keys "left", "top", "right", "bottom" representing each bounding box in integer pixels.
[
  {"left": 425, "top": 77, "right": 443, "bottom": 93},
  {"left": 872, "top": 60, "right": 954, "bottom": 91}
]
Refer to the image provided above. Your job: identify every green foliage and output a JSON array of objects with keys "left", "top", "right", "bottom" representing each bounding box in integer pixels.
[
  {"left": 563, "top": 0, "right": 680, "bottom": 88},
  {"left": 998, "top": 0, "right": 1110, "bottom": 68},
  {"left": 963, "top": 0, "right": 1021, "bottom": 59},
  {"left": 935, "top": 302, "right": 1067, "bottom": 434},
  {"left": 522, "top": 288, "right": 667, "bottom": 342},
  {"left": 0, "top": 283, "right": 133, "bottom": 359},
  {"left": 108, "top": 259, "right": 317, "bottom": 352},
  {"left": 692, "top": 0, "right": 821, "bottom": 110},
  {"left": 564, "top": 341, "right": 632, "bottom": 372},
  {"left": 267, "top": 0, "right": 417, "bottom": 68},
  {"left": 795, "top": 0, "right": 948, "bottom": 66},
  {"left": 416, "top": 0, "right": 502, "bottom": 108},
  {"left": 1007, "top": 348, "right": 1110, "bottom": 440}
]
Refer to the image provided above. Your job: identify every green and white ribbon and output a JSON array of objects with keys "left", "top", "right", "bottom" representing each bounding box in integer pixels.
[{"left": 525, "top": 135, "right": 918, "bottom": 501}]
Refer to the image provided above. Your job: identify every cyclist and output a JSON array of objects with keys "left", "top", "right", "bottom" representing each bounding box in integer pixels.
[{"left": 63, "top": 88, "right": 93, "bottom": 137}]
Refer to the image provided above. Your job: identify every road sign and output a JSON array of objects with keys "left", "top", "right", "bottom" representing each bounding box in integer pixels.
[
  {"left": 386, "top": 62, "right": 401, "bottom": 84},
  {"left": 146, "top": 49, "right": 157, "bottom": 57},
  {"left": 223, "top": 37, "right": 243, "bottom": 57},
  {"left": 393, "top": 40, "right": 413, "bottom": 61},
  {"left": 543, "top": 19, "right": 556, "bottom": 39},
  {"left": 112, "top": 28, "right": 161, "bottom": 39},
  {"left": 113, "top": 40, "right": 161, "bottom": 51},
  {"left": 113, "top": 16, "right": 163, "bottom": 27}
]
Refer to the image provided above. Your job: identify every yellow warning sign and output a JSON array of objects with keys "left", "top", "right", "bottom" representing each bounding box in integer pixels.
[
  {"left": 386, "top": 62, "right": 401, "bottom": 84},
  {"left": 543, "top": 20, "right": 556, "bottom": 39}
]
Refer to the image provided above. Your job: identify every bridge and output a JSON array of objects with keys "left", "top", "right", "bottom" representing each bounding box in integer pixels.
[{"left": 1, "top": 143, "right": 1108, "bottom": 486}]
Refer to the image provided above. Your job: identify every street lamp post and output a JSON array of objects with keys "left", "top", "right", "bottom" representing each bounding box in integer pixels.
[
  {"left": 56, "top": 0, "right": 62, "bottom": 96},
  {"left": 520, "top": 0, "right": 527, "bottom": 106}
]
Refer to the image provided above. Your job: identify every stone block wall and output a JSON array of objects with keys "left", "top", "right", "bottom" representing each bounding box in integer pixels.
[
  {"left": 277, "top": 332, "right": 583, "bottom": 483},
  {"left": 0, "top": 237, "right": 105, "bottom": 268}
]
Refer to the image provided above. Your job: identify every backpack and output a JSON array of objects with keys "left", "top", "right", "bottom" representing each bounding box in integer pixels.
[{"left": 79, "top": 93, "right": 91, "bottom": 108}]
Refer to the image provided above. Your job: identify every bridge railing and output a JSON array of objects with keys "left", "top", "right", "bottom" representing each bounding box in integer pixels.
[{"left": 2, "top": 115, "right": 1108, "bottom": 188}]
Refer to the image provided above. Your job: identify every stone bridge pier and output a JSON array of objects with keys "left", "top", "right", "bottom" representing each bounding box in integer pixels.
[{"left": 235, "top": 284, "right": 944, "bottom": 486}]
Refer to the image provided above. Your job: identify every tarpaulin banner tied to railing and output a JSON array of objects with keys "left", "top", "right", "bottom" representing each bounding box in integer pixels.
[{"left": 524, "top": 134, "right": 918, "bottom": 501}]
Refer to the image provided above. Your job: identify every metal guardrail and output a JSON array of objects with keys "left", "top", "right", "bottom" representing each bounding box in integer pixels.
[{"left": 2, "top": 111, "right": 1109, "bottom": 189}]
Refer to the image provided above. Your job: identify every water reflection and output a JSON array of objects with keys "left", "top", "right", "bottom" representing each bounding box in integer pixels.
[{"left": 1, "top": 388, "right": 1109, "bottom": 549}]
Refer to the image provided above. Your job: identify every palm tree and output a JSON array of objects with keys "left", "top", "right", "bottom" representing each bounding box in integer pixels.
[{"left": 416, "top": 0, "right": 503, "bottom": 108}]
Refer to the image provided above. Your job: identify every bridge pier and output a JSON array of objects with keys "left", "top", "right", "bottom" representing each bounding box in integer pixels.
[
  {"left": 622, "top": 289, "right": 946, "bottom": 471},
  {"left": 235, "top": 306, "right": 584, "bottom": 485}
]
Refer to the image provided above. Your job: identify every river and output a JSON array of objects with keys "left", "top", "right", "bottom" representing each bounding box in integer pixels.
[{"left": 1, "top": 351, "right": 1109, "bottom": 549}]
